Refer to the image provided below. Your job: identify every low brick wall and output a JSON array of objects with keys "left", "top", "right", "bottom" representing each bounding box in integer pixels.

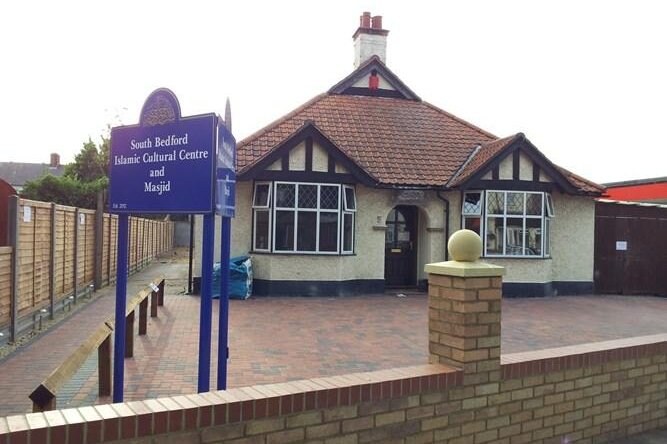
[
  {"left": 0, "top": 364, "right": 463, "bottom": 443},
  {"left": 0, "top": 337, "right": 665, "bottom": 443},
  {"left": 1, "top": 252, "right": 666, "bottom": 443}
]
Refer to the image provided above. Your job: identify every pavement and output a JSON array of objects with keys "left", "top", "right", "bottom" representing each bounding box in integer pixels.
[{"left": 1, "top": 250, "right": 667, "bottom": 443}]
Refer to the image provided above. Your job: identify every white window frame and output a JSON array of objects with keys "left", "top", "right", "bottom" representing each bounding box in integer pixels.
[
  {"left": 461, "top": 191, "right": 484, "bottom": 236},
  {"left": 474, "top": 190, "right": 553, "bottom": 258},
  {"left": 252, "top": 182, "right": 272, "bottom": 252},
  {"left": 252, "top": 181, "right": 272, "bottom": 208},
  {"left": 343, "top": 185, "right": 357, "bottom": 212},
  {"left": 267, "top": 181, "right": 353, "bottom": 255}
]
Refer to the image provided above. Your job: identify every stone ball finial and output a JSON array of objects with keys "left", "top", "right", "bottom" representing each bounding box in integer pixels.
[{"left": 448, "top": 229, "right": 482, "bottom": 262}]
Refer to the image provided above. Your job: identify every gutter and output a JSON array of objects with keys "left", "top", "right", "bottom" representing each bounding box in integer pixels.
[{"left": 436, "top": 191, "right": 450, "bottom": 262}]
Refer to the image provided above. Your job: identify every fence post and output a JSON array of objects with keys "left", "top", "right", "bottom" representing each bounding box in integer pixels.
[
  {"left": 139, "top": 297, "right": 148, "bottom": 335},
  {"left": 150, "top": 290, "right": 158, "bottom": 317},
  {"left": 73, "top": 208, "right": 79, "bottom": 304},
  {"left": 8, "top": 196, "right": 20, "bottom": 343},
  {"left": 425, "top": 230, "right": 504, "bottom": 386},
  {"left": 125, "top": 310, "right": 134, "bottom": 358},
  {"left": 158, "top": 280, "right": 164, "bottom": 306},
  {"left": 94, "top": 191, "right": 104, "bottom": 290},
  {"left": 49, "top": 203, "right": 56, "bottom": 320},
  {"left": 98, "top": 334, "right": 112, "bottom": 397}
]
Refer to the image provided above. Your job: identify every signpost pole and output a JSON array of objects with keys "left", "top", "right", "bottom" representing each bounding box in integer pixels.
[
  {"left": 198, "top": 213, "right": 215, "bottom": 392},
  {"left": 113, "top": 213, "right": 129, "bottom": 402},
  {"left": 217, "top": 216, "right": 231, "bottom": 389}
]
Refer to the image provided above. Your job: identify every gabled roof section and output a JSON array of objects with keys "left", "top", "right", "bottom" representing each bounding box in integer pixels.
[
  {"left": 237, "top": 93, "right": 497, "bottom": 187},
  {"left": 328, "top": 56, "right": 421, "bottom": 101},
  {"left": 449, "top": 133, "right": 605, "bottom": 195},
  {"left": 238, "top": 121, "right": 377, "bottom": 186},
  {"left": 448, "top": 134, "right": 520, "bottom": 187}
]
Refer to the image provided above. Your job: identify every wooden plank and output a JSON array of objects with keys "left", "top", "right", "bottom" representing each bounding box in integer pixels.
[
  {"left": 0, "top": 248, "right": 13, "bottom": 327},
  {"left": 29, "top": 322, "right": 113, "bottom": 411}
]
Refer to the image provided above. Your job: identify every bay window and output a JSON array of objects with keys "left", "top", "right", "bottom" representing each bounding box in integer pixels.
[
  {"left": 462, "top": 190, "right": 554, "bottom": 258},
  {"left": 253, "top": 181, "right": 356, "bottom": 254}
]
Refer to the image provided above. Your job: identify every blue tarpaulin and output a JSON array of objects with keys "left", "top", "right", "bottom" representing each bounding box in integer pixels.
[{"left": 212, "top": 256, "right": 252, "bottom": 300}]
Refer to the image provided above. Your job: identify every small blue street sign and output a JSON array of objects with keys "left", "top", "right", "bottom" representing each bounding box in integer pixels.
[
  {"left": 216, "top": 123, "right": 236, "bottom": 217},
  {"left": 110, "top": 114, "right": 216, "bottom": 214}
]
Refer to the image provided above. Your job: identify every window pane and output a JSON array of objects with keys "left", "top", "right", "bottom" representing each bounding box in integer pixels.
[
  {"left": 320, "top": 186, "right": 339, "bottom": 209},
  {"left": 546, "top": 194, "right": 555, "bottom": 217},
  {"left": 463, "top": 192, "right": 482, "bottom": 215},
  {"left": 507, "top": 192, "right": 524, "bottom": 215},
  {"left": 297, "top": 211, "right": 317, "bottom": 251},
  {"left": 254, "top": 210, "right": 269, "bottom": 250},
  {"left": 319, "top": 212, "right": 338, "bottom": 251},
  {"left": 486, "top": 217, "right": 504, "bottom": 254},
  {"left": 506, "top": 217, "right": 524, "bottom": 255},
  {"left": 274, "top": 211, "right": 295, "bottom": 250},
  {"left": 464, "top": 217, "right": 481, "bottom": 236},
  {"left": 253, "top": 184, "right": 270, "bottom": 207},
  {"left": 298, "top": 184, "right": 317, "bottom": 208},
  {"left": 525, "top": 218, "right": 542, "bottom": 256},
  {"left": 344, "top": 187, "right": 356, "bottom": 210},
  {"left": 526, "top": 193, "right": 542, "bottom": 216},
  {"left": 343, "top": 213, "right": 353, "bottom": 252},
  {"left": 276, "top": 183, "right": 295, "bottom": 208},
  {"left": 487, "top": 192, "right": 504, "bottom": 214}
]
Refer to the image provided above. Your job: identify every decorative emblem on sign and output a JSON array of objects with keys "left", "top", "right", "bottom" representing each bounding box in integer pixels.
[{"left": 139, "top": 89, "right": 181, "bottom": 127}]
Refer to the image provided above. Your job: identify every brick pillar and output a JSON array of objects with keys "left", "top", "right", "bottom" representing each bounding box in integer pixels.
[{"left": 425, "top": 230, "right": 504, "bottom": 385}]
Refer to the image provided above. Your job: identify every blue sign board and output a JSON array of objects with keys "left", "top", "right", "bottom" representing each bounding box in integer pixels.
[
  {"left": 109, "top": 114, "right": 216, "bottom": 214},
  {"left": 216, "top": 123, "right": 236, "bottom": 217}
]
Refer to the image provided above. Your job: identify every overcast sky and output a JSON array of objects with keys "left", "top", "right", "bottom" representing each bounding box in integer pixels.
[{"left": 1, "top": 1, "right": 665, "bottom": 184}]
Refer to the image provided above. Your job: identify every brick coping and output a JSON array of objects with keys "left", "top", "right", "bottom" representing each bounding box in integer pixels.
[
  {"left": 501, "top": 333, "right": 667, "bottom": 379},
  {"left": 0, "top": 363, "right": 461, "bottom": 443}
]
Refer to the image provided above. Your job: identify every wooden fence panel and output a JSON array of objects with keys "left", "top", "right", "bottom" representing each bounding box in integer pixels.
[
  {"left": 0, "top": 247, "right": 12, "bottom": 327},
  {"left": 101, "top": 214, "right": 110, "bottom": 285},
  {"left": 62, "top": 209, "right": 76, "bottom": 298},
  {"left": 53, "top": 208, "right": 65, "bottom": 297},
  {"left": 32, "top": 204, "right": 52, "bottom": 309},
  {"left": 2, "top": 197, "right": 174, "bottom": 333},
  {"left": 17, "top": 201, "right": 35, "bottom": 314},
  {"left": 109, "top": 216, "right": 118, "bottom": 279},
  {"left": 83, "top": 210, "right": 95, "bottom": 285}
]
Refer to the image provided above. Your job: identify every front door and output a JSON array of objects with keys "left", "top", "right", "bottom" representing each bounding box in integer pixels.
[{"left": 384, "top": 205, "right": 418, "bottom": 287}]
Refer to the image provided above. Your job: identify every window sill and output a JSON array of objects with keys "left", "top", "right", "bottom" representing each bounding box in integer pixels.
[
  {"left": 482, "top": 255, "right": 552, "bottom": 260},
  {"left": 250, "top": 251, "right": 356, "bottom": 257}
]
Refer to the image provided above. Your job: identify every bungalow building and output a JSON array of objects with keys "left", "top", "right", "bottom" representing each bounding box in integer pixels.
[{"left": 196, "top": 12, "right": 604, "bottom": 297}]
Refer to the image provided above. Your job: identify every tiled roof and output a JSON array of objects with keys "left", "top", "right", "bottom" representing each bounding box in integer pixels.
[
  {"left": 448, "top": 134, "right": 521, "bottom": 187},
  {"left": 0, "top": 162, "right": 65, "bottom": 187},
  {"left": 556, "top": 166, "right": 606, "bottom": 194},
  {"left": 238, "top": 94, "right": 496, "bottom": 186}
]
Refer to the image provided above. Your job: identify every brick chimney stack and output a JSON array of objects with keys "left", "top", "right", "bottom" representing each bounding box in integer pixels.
[
  {"left": 353, "top": 12, "right": 389, "bottom": 68},
  {"left": 49, "top": 153, "right": 60, "bottom": 168}
]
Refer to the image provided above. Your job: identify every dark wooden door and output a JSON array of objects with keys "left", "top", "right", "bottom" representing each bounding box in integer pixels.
[
  {"left": 384, "top": 206, "right": 418, "bottom": 287},
  {"left": 594, "top": 201, "right": 667, "bottom": 296}
]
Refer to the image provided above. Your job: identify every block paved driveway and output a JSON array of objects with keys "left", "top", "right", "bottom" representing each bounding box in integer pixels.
[{"left": 1, "top": 252, "right": 667, "bottom": 418}]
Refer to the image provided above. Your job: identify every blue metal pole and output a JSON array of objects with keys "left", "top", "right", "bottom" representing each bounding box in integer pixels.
[
  {"left": 217, "top": 216, "right": 231, "bottom": 389},
  {"left": 113, "top": 214, "right": 129, "bottom": 403},
  {"left": 198, "top": 213, "right": 215, "bottom": 392}
]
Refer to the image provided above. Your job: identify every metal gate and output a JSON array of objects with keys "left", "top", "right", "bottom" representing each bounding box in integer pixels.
[{"left": 594, "top": 200, "right": 667, "bottom": 295}]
